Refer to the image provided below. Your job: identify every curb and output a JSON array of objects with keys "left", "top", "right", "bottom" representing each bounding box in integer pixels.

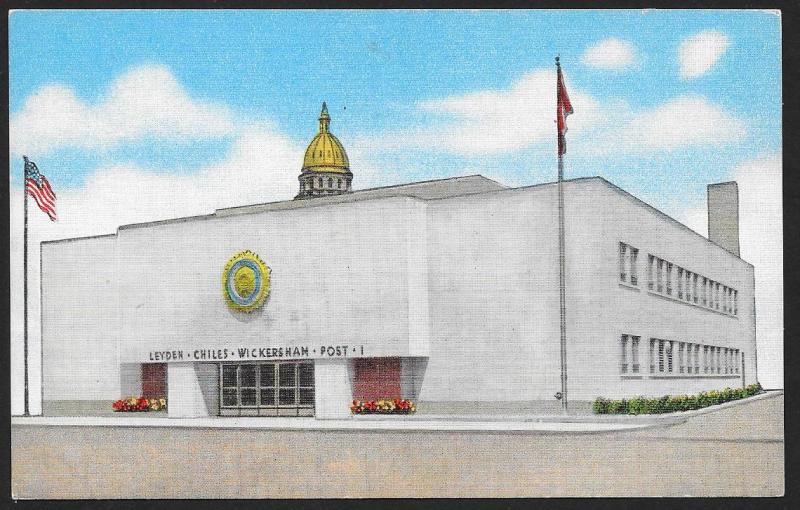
[
  {"left": 11, "top": 391, "right": 780, "bottom": 433},
  {"left": 354, "top": 390, "right": 783, "bottom": 425},
  {"left": 10, "top": 416, "right": 654, "bottom": 434}
]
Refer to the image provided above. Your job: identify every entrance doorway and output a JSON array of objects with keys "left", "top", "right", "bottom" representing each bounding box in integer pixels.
[
  {"left": 141, "top": 363, "right": 167, "bottom": 398},
  {"left": 353, "top": 357, "right": 402, "bottom": 400},
  {"left": 219, "top": 361, "right": 314, "bottom": 416}
]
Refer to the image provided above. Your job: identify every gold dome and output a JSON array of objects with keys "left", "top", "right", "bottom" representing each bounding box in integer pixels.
[{"left": 301, "top": 102, "right": 350, "bottom": 175}]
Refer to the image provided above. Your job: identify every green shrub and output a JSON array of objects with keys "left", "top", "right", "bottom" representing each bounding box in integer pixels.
[
  {"left": 593, "top": 397, "right": 609, "bottom": 414},
  {"left": 627, "top": 397, "right": 647, "bottom": 415},
  {"left": 593, "top": 383, "right": 763, "bottom": 415}
]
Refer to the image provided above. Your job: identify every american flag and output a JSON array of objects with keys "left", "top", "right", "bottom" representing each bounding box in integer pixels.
[{"left": 24, "top": 156, "right": 57, "bottom": 221}]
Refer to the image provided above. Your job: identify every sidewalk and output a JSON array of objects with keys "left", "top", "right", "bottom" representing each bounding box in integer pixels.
[{"left": 11, "top": 390, "right": 781, "bottom": 434}]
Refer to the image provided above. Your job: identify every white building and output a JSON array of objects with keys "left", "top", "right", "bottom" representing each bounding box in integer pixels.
[{"left": 39, "top": 106, "right": 757, "bottom": 419}]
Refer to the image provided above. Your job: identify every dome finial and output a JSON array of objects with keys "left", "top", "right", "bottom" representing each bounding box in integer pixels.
[{"left": 319, "top": 102, "right": 330, "bottom": 133}]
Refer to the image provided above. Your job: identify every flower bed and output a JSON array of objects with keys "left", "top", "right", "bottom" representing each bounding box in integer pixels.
[
  {"left": 112, "top": 397, "right": 167, "bottom": 412},
  {"left": 593, "top": 383, "right": 762, "bottom": 415},
  {"left": 350, "top": 398, "right": 416, "bottom": 415}
]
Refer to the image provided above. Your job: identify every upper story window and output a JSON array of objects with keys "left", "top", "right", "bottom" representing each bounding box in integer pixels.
[
  {"left": 619, "top": 242, "right": 639, "bottom": 285},
  {"left": 644, "top": 254, "right": 737, "bottom": 316},
  {"left": 666, "top": 263, "right": 673, "bottom": 296},
  {"left": 656, "top": 259, "right": 664, "bottom": 293}
]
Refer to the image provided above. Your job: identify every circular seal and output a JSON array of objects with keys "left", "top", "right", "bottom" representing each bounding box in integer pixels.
[{"left": 223, "top": 251, "right": 270, "bottom": 312}]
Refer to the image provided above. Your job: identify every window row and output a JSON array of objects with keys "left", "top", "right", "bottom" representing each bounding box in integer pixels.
[
  {"left": 620, "top": 335, "right": 741, "bottom": 376},
  {"left": 300, "top": 176, "right": 351, "bottom": 191},
  {"left": 646, "top": 254, "right": 738, "bottom": 316}
]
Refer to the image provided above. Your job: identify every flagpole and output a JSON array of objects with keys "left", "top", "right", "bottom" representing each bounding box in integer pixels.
[
  {"left": 556, "top": 56, "right": 568, "bottom": 414},
  {"left": 23, "top": 157, "right": 30, "bottom": 417}
]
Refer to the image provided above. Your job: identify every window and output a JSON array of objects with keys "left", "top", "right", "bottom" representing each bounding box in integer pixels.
[
  {"left": 715, "top": 283, "right": 721, "bottom": 310},
  {"left": 677, "top": 268, "right": 684, "bottom": 299},
  {"left": 337, "top": 178, "right": 342, "bottom": 189},
  {"left": 685, "top": 343, "right": 692, "bottom": 374},
  {"left": 709, "top": 281, "right": 715, "bottom": 308},
  {"left": 649, "top": 339, "right": 656, "bottom": 373},
  {"left": 328, "top": 177, "right": 333, "bottom": 188},
  {"left": 657, "top": 259, "right": 664, "bottom": 293},
  {"left": 666, "top": 341, "right": 673, "bottom": 373},
  {"left": 619, "top": 243, "right": 627, "bottom": 283},
  {"left": 722, "top": 287, "right": 728, "bottom": 313},
  {"left": 703, "top": 346, "right": 709, "bottom": 373},
  {"left": 702, "top": 278, "right": 708, "bottom": 306},
  {"left": 716, "top": 347, "right": 721, "bottom": 374},
  {"left": 723, "top": 348, "right": 729, "bottom": 374},
  {"left": 620, "top": 334, "right": 641, "bottom": 374},
  {"left": 666, "top": 263, "right": 673, "bottom": 295},
  {"left": 678, "top": 342, "right": 685, "bottom": 373},
  {"left": 685, "top": 271, "right": 692, "bottom": 302},
  {"left": 658, "top": 340, "right": 665, "bottom": 373},
  {"left": 694, "top": 344, "right": 700, "bottom": 374},
  {"left": 619, "top": 243, "right": 639, "bottom": 285},
  {"left": 620, "top": 334, "right": 628, "bottom": 373},
  {"left": 648, "top": 255, "right": 655, "bottom": 290},
  {"left": 318, "top": 177, "right": 323, "bottom": 187},
  {"left": 220, "top": 362, "right": 314, "bottom": 416},
  {"left": 693, "top": 274, "right": 699, "bottom": 303},
  {"left": 733, "top": 290, "right": 738, "bottom": 315}
]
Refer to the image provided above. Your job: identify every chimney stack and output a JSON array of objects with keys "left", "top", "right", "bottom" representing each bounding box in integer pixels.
[{"left": 707, "top": 181, "right": 740, "bottom": 256}]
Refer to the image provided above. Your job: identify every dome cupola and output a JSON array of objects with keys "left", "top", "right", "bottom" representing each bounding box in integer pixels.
[{"left": 295, "top": 103, "right": 353, "bottom": 199}]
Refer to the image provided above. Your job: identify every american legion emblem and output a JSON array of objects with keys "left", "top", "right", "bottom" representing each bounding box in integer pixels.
[{"left": 222, "top": 250, "right": 271, "bottom": 312}]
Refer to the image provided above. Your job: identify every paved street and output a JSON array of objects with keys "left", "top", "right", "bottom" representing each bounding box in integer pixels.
[{"left": 11, "top": 394, "right": 783, "bottom": 498}]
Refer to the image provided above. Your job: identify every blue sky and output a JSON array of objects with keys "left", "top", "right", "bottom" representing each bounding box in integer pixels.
[
  {"left": 10, "top": 10, "right": 781, "bottom": 203},
  {"left": 8, "top": 10, "right": 784, "bottom": 400}
]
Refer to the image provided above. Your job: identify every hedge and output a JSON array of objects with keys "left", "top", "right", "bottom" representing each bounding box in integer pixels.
[{"left": 593, "top": 383, "right": 762, "bottom": 414}]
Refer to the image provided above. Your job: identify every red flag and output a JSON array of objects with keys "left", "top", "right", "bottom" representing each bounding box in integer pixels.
[
  {"left": 556, "top": 61, "right": 573, "bottom": 156},
  {"left": 24, "top": 156, "right": 57, "bottom": 221}
]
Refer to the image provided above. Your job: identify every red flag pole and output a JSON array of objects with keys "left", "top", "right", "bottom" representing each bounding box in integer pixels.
[{"left": 556, "top": 56, "right": 568, "bottom": 414}]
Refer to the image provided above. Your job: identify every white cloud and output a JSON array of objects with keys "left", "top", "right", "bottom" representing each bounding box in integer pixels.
[
  {"left": 581, "top": 38, "right": 637, "bottom": 71},
  {"left": 10, "top": 65, "right": 236, "bottom": 156},
  {"left": 366, "top": 69, "right": 743, "bottom": 158},
  {"left": 369, "top": 68, "right": 602, "bottom": 156},
  {"left": 588, "top": 94, "right": 746, "bottom": 154},
  {"left": 679, "top": 30, "right": 731, "bottom": 80},
  {"left": 679, "top": 153, "right": 783, "bottom": 388}
]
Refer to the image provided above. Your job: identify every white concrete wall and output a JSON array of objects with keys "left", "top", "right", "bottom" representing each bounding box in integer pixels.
[
  {"left": 580, "top": 179, "right": 757, "bottom": 399},
  {"left": 119, "top": 363, "right": 141, "bottom": 397},
  {"left": 421, "top": 184, "right": 565, "bottom": 402},
  {"left": 115, "top": 197, "right": 428, "bottom": 362},
  {"left": 314, "top": 359, "right": 353, "bottom": 419},
  {"left": 40, "top": 177, "right": 759, "bottom": 410},
  {"left": 41, "top": 235, "right": 120, "bottom": 401},
  {"left": 167, "top": 363, "right": 218, "bottom": 417}
]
